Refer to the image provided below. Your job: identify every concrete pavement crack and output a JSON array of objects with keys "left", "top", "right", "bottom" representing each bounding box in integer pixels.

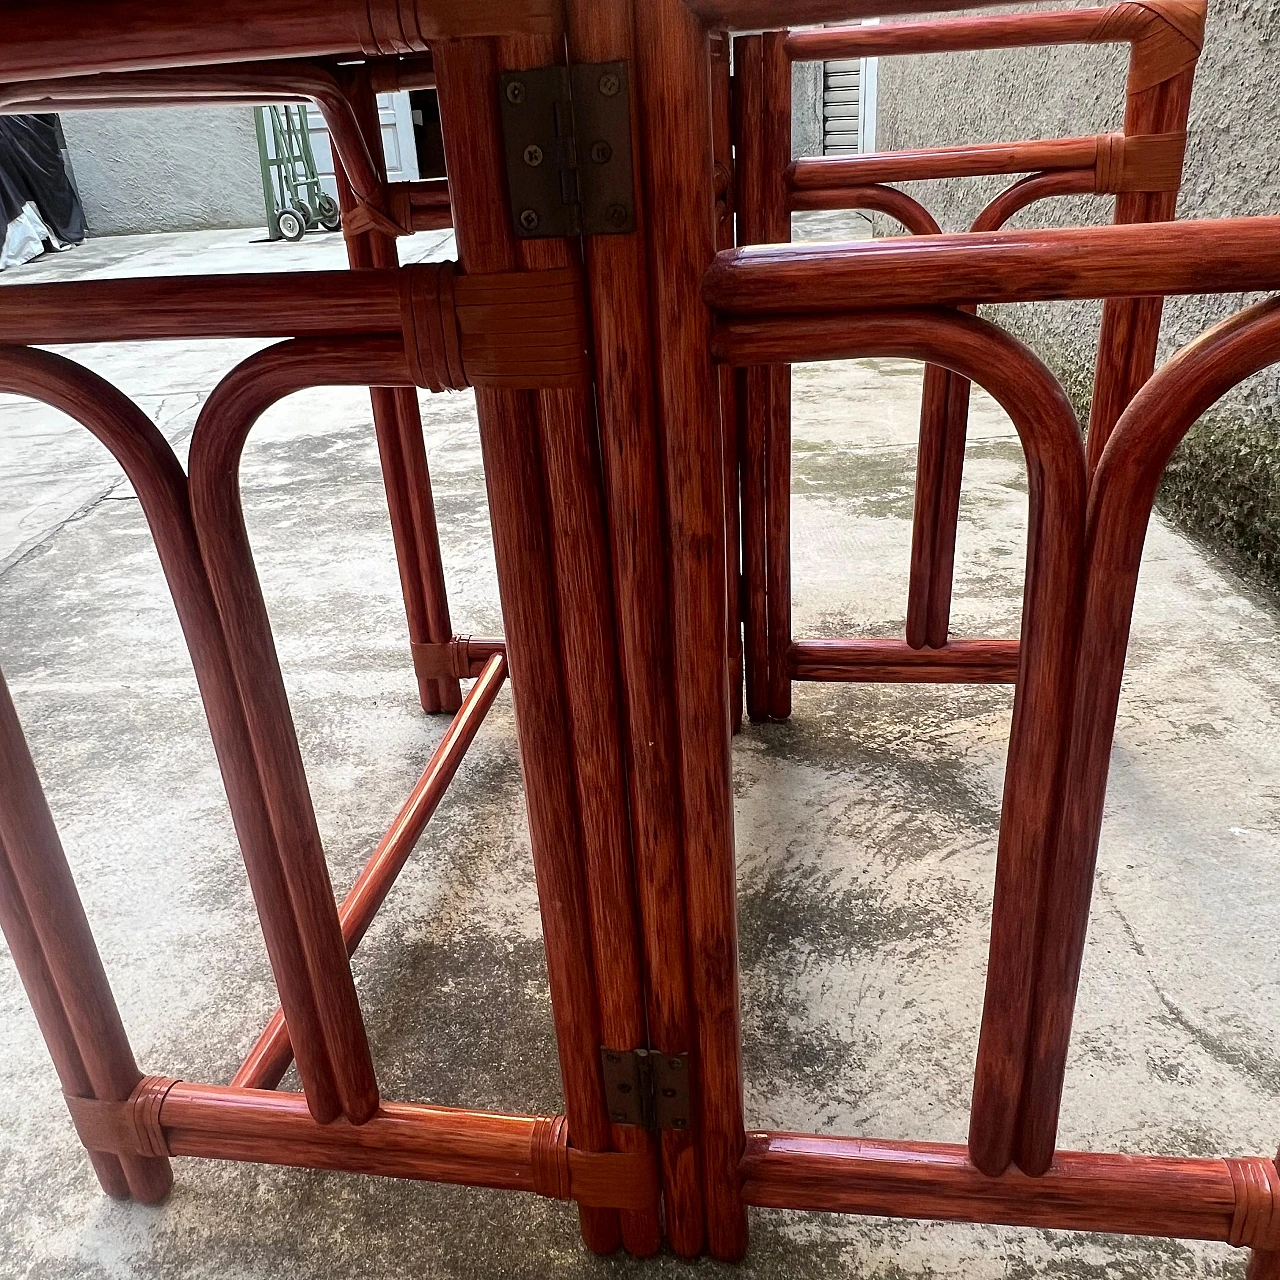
[
  {"left": 1098, "top": 872, "right": 1280, "bottom": 1095},
  {"left": 0, "top": 475, "right": 129, "bottom": 581}
]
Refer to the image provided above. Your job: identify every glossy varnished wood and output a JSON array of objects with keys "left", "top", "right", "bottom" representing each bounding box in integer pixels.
[
  {"left": 742, "top": 1132, "right": 1263, "bottom": 1244},
  {"left": 191, "top": 340, "right": 415, "bottom": 1127},
  {"left": 712, "top": 307, "right": 1087, "bottom": 1176},
  {"left": 0, "top": 270, "right": 403, "bottom": 342},
  {"left": 0, "top": 64, "right": 383, "bottom": 202},
  {"left": 565, "top": 0, "right": 707, "bottom": 1253},
  {"left": 1088, "top": 63, "right": 1197, "bottom": 473},
  {"left": 711, "top": 30, "right": 743, "bottom": 736},
  {"left": 732, "top": 35, "right": 770, "bottom": 725},
  {"left": 790, "top": 639, "right": 1018, "bottom": 683},
  {"left": 156, "top": 1083, "right": 657, "bottom": 1210},
  {"left": 733, "top": 31, "right": 792, "bottom": 723},
  {"left": 0, "top": 666, "right": 172, "bottom": 1204},
  {"left": 0, "top": 0, "right": 562, "bottom": 82},
  {"left": 334, "top": 64, "right": 461, "bottom": 715},
  {"left": 704, "top": 217, "right": 1280, "bottom": 313},
  {"left": 432, "top": 36, "right": 623, "bottom": 1255},
  {"left": 634, "top": 0, "right": 749, "bottom": 1258},
  {"left": 1017, "top": 296, "right": 1280, "bottom": 1177},
  {"left": 970, "top": 169, "right": 1098, "bottom": 233},
  {"left": 0, "top": 345, "right": 332, "bottom": 1192},
  {"left": 782, "top": 4, "right": 1146, "bottom": 60},
  {"left": 791, "top": 135, "right": 1101, "bottom": 189},
  {"left": 767, "top": 0, "right": 1198, "bottom": 667},
  {"left": 760, "top": 31, "right": 792, "bottom": 722},
  {"left": 501, "top": 22, "right": 661, "bottom": 1255},
  {"left": 687, "top": 0, "right": 1040, "bottom": 32},
  {"left": 234, "top": 655, "right": 508, "bottom": 1091}
]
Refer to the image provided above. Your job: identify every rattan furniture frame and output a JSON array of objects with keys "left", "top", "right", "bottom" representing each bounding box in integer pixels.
[
  {"left": 727, "top": 0, "right": 1203, "bottom": 721},
  {"left": 2, "top": 2, "right": 1278, "bottom": 1275}
]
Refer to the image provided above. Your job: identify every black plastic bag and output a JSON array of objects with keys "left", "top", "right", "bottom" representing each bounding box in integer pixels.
[{"left": 0, "top": 113, "right": 86, "bottom": 245}]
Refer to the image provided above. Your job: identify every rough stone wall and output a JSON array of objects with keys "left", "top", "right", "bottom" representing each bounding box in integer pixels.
[
  {"left": 793, "top": 60, "right": 825, "bottom": 158},
  {"left": 60, "top": 106, "right": 266, "bottom": 236},
  {"left": 875, "top": 0, "right": 1280, "bottom": 595}
]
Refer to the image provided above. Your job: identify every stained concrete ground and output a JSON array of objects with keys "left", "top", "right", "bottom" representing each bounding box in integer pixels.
[{"left": 1, "top": 215, "right": 1278, "bottom": 1279}]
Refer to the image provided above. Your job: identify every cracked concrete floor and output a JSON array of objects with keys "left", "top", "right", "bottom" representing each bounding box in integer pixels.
[{"left": 1, "top": 219, "right": 1278, "bottom": 1279}]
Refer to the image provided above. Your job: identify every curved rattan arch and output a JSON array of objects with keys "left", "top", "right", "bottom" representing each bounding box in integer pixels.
[
  {"left": 0, "top": 63, "right": 383, "bottom": 203},
  {"left": 0, "top": 344, "right": 376, "bottom": 1130},
  {"left": 712, "top": 304, "right": 1087, "bottom": 1175},
  {"left": 1017, "top": 296, "right": 1280, "bottom": 1174}
]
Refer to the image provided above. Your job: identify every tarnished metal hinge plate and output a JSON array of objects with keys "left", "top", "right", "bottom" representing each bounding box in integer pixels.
[
  {"left": 498, "top": 61, "right": 636, "bottom": 240},
  {"left": 600, "top": 1047, "right": 691, "bottom": 1131}
]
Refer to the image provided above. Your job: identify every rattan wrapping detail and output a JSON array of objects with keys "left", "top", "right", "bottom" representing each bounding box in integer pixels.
[
  {"left": 64, "top": 1076, "right": 181, "bottom": 1158},
  {"left": 398, "top": 263, "right": 591, "bottom": 392},
  {"left": 1092, "top": 130, "right": 1186, "bottom": 193},
  {"left": 1227, "top": 1156, "right": 1280, "bottom": 1249},
  {"left": 531, "top": 1115, "right": 571, "bottom": 1201},
  {"left": 1092, "top": 0, "right": 1205, "bottom": 94},
  {"left": 359, "top": 0, "right": 560, "bottom": 53},
  {"left": 399, "top": 262, "right": 468, "bottom": 392},
  {"left": 345, "top": 186, "right": 416, "bottom": 239}
]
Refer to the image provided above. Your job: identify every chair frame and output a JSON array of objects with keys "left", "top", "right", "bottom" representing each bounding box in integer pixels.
[
  {"left": 729, "top": 0, "right": 1203, "bottom": 721},
  {"left": 1, "top": 57, "right": 464, "bottom": 714},
  {"left": 704, "top": 212, "right": 1280, "bottom": 1266},
  {"left": 2, "top": 1, "right": 1279, "bottom": 1274}
]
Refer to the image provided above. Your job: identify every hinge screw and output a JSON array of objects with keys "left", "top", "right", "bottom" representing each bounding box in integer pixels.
[
  {"left": 605, "top": 203, "right": 629, "bottom": 228},
  {"left": 519, "top": 208, "right": 540, "bottom": 231},
  {"left": 589, "top": 140, "right": 612, "bottom": 164},
  {"left": 523, "top": 144, "right": 544, "bottom": 167},
  {"left": 506, "top": 81, "right": 526, "bottom": 105},
  {"left": 598, "top": 72, "right": 621, "bottom": 97}
]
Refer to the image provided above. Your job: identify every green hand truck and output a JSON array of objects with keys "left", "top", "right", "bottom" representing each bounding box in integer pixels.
[{"left": 254, "top": 104, "right": 342, "bottom": 242}]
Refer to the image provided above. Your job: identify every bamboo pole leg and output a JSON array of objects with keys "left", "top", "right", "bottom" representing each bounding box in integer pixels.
[
  {"left": 761, "top": 32, "right": 792, "bottom": 722},
  {"left": 764, "top": 364, "right": 792, "bottom": 720},
  {"left": 564, "top": 0, "right": 709, "bottom": 1252},
  {"left": 905, "top": 361, "right": 950, "bottom": 649},
  {"left": 909, "top": 309, "right": 972, "bottom": 651},
  {"left": 347, "top": 71, "right": 461, "bottom": 715},
  {"left": 0, "top": 666, "right": 172, "bottom": 1204},
  {"left": 499, "top": 24, "right": 660, "bottom": 1254},
  {"left": 535, "top": 375, "right": 663, "bottom": 1258},
  {"left": 1089, "top": 292, "right": 1164, "bottom": 475},
  {"left": 925, "top": 369, "right": 972, "bottom": 649},
  {"left": 191, "top": 348, "right": 387, "bottom": 1127},
  {"left": 742, "top": 365, "right": 771, "bottom": 721},
  {"left": 366, "top": 381, "right": 445, "bottom": 712},
  {"left": 722, "top": 365, "right": 745, "bottom": 735},
  {"left": 1087, "top": 67, "right": 1194, "bottom": 474},
  {"left": 391, "top": 381, "right": 462, "bottom": 712},
  {"left": 433, "top": 36, "right": 622, "bottom": 1256},
  {"left": 1, "top": 345, "right": 358, "bottom": 1128},
  {"left": 0, "top": 829, "right": 132, "bottom": 1199},
  {"left": 634, "top": 0, "right": 749, "bottom": 1260},
  {"left": 1011, "top": 297, "right": 1280, "bottom": 1176},
  {"left": 335, "top": 73, "right": 462, "bottom": 715},
  {"left": 733, "top": 36, "right": 769, "bottom": 725},
  {"left": 712, "top": 32, "right": 744, "bottom": 736},
  {"left": 1250, "top": 1152, "right": 1280, "bottom": 1280}
]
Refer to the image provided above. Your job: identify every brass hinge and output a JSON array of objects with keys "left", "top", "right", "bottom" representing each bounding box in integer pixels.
[
  {"left": 600, "top": 1048, "right": 691, "bottom": 1131},
  {"left": 498, "top": 61, "right": 636, "bottom": 239}
]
